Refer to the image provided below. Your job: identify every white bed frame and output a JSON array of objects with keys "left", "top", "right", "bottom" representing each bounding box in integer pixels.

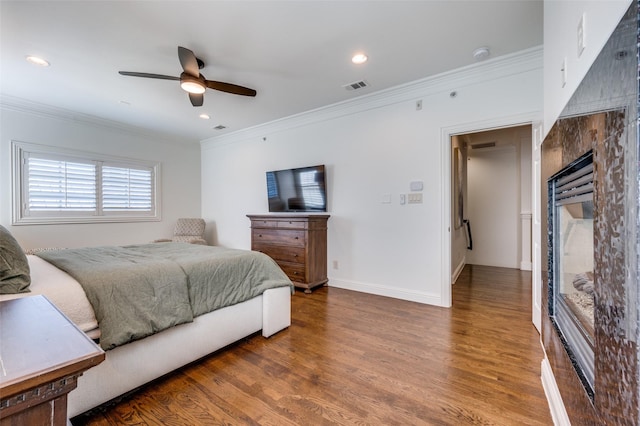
[{"left": 67, "top": 285, "right": 291, "bottom": 418}]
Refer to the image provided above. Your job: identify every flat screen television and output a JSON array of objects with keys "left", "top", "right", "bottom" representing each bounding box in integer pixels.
[{"left": 266, "top": 165, "right": 327, "bottom": 212}]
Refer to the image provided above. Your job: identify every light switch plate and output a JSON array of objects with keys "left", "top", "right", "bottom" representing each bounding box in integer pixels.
[
  {"left": 410, "top": 181, "right": 423, "bottom": 191},
  {"left": 408, "top": 193, "right": 423, "bottom": 204},
  {"left": 561, "top": 58, "right": 567, "bottom": 88},
  {"left": 577, "top": 14, "right": 586, "bottom": 57}
]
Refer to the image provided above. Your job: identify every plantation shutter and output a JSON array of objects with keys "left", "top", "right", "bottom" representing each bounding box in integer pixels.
[
  {"left": 26, "top": 155, "right": 97, "bottom": 212},
  {"left": 102, "top": 165, "right": 154, "bottom": 211},
  {"left": 14, "top": 141, "right": 160, "bottom": 224}
]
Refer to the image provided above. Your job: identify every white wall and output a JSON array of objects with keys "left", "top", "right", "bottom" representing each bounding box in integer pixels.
[
  {"left": 520, "top": 126, "right": 532, "bottom": 271},
  {"left": 201, "top": 48, "right": 543, "bottom": 306},
  {"left": 0, "top": 101, "right": 201, "bottom": 249},
  {"left": 543, "top": 0, "right": 631, "bottom": 135},
  {"left": 467, "top": 146, "right": 519, "bottom": 268}
]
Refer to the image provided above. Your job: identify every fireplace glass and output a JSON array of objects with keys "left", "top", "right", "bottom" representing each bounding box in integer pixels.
[{"left": 549, "top": 151, "right": 594, "bottom": 396}]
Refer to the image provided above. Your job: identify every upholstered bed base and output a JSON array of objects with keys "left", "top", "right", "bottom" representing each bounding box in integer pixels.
[{"left": 67, "top": 285, "right": 291, "bottom": 418}]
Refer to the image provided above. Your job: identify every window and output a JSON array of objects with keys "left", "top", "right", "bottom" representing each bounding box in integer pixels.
[
  {"left": 102, "top": 166, "right": 154, "bottom": 212},
  {"left": 12, "top": 141, "right": 161, "bottom": 224}
]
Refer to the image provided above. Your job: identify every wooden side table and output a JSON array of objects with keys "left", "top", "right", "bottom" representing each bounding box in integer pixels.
[{"left": 0, "top": 295, "right": 104, "bottom": 426}]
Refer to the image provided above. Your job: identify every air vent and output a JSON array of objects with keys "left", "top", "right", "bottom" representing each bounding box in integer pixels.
[
  {"left": 213, "top": 125, "right": 227, "bottom": 130},
  {"left": 343, "top": 80, "right": 369, "bottom": 91},
  {"left": 471, "top": 142, "right": 497, "bottom": 149}
]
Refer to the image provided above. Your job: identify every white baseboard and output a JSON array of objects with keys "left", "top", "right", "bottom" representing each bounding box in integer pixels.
[
  {"left": 328, "top": 278, "right": 444, "bottom": 306},
  {"left": 520, "top": 261, "right": 532, "bottom": 271},
  {"left": 541, "top": 357, "right": 571, "bottom": 426},
  {"left": 452, "top": 257, "right": 465, "bottom": 284}
]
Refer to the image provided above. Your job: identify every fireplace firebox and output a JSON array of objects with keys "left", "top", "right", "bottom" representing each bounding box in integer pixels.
[{"left": 548, "top": 151, "right": 595, "bottom": 398}]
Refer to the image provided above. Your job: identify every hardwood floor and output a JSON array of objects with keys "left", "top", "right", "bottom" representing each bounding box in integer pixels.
[{"left": 72, "top": 265, "right": 552, "bottom": 425}]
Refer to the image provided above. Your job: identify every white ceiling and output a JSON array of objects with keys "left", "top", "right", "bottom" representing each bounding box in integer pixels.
[{"left": 0, "top": 1, "right": 543, "bottom": 143}]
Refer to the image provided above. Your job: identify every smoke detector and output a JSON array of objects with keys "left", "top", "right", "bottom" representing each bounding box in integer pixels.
[{"left": 472, "top": 47, "right": 491, "bottom": 61}]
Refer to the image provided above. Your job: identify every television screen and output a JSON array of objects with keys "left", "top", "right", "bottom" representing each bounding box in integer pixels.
[{"left": 266, "top": 165, "right": 327, "bottom": 212}]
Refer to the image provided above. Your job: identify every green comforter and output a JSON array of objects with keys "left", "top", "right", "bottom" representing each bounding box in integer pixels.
[{"left": 37, "top": 243, "right": 292, "bottom": 350}]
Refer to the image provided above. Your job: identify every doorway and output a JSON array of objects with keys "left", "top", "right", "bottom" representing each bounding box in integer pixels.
[{"left": 450, "top": 125, "right": 532, "bottom": 281}]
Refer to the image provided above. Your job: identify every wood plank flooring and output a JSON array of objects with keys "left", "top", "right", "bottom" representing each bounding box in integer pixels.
[{"left": 72, "top": 265, "right": 552, "bottom": 425}]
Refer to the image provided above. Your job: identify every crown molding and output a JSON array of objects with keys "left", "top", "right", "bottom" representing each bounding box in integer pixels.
[
  {"left": 0, "top": 95, "right": 195, "bottom": 146},
  {"left": 201, "top": 46, "right": 543, "bottom": 150}
]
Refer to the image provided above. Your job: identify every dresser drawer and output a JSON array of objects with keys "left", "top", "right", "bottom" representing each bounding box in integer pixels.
[
  {"left": 276, "top": 220, "right": 307, "bottom": 229},
  {"left": 251, "top": 219, "right": 279, "bottom": 228},
  {"left": 252, "top": 229, "right": 305, "bottom": 247},
  {"left": 254, "top": 244, "right": 305, "bottom": 264},
  {"left": 279, "top": 262, "right": 306, "bottom": 282}
]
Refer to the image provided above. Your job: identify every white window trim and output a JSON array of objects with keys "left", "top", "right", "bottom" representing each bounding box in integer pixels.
[{"left": 12, "top": 141, "right": 162, "bottom": 225}]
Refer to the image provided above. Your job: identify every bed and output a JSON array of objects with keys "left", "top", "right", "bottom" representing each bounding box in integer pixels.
[{"left": 0, "top": 226, "right": 293, "bottom": 419}]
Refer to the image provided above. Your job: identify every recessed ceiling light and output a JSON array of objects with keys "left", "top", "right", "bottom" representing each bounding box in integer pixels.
[
  {"left": 119, "top": 100, "right": 131, "bottom": 106},
  {"left": 351, "top": 53, "right": 368, "bottom": 64},
  {"left": 26, "top": 55, "right": 50, "bottom": 67},
  {"left": 199, "top": 114, "right": 210, "bottom": 120}
]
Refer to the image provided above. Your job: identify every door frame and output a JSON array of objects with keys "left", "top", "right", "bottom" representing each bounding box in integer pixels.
[{"left": 440, "top": 112, "right": 542, "bottom": 316}]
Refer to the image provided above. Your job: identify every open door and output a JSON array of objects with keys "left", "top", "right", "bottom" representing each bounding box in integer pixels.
[{"left": 531, "top": 122, "right": 543, "bottom": 333}]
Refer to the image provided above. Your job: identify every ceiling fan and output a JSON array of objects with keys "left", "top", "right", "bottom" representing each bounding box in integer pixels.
[{"left": 118, "top": 46, "right": 257, "bottom": 107}]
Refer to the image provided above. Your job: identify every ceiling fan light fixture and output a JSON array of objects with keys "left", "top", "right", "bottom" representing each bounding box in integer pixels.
[
  {"left": 119, "top": 46, "right": 257, "bottom": 107},
  {"left": 181, "top": 79, "right": 206, "bottom": 94}
]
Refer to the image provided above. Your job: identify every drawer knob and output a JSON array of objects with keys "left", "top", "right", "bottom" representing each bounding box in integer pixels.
[
  {"left": 258, "top": 234, "right": 262, "bottom": 237},
  {"left": 295, "top": 236, "right": 299, "bottom": 240},
  {"left": 294, "top": 254, "right": 298, "bottom": 258},
  {"left": 294, "top": 272, "right": 299, "bottom": 275}
]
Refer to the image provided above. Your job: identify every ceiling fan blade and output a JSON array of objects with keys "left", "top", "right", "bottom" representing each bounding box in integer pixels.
[
  {"left": 178, "top": 46, "right": 200, "bottom": 76},
  {"left": 189, "top": 93, "right": 204, "bottom": 107},
  {"left": 119, "top": 71, "right": 180, "bottom": 81},
  {"left": 205, "top": 80, "right": 257, "bottom": 97}
]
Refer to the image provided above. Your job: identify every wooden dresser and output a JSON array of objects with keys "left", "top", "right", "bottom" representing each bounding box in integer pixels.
[
  {"left": 0, "top": 296, "right": 105, "bottom": 426},
  {"left": 248, "top": 214, "right": 329, "bottom": 293}
]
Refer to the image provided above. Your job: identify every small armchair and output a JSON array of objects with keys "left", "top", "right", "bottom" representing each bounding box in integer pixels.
[{"left": 154, "top": 218, "right": 207, "bottom": 245}]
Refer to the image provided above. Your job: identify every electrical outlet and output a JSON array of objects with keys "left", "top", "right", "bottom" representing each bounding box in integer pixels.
[
  {"left": 577, "top": 13, "right": 586, "bottom": 57},
  {"left": 332, "top": 260, "right": 339, "bottom": 270}
]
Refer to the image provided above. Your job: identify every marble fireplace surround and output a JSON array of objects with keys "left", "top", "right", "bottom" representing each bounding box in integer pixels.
[{"left": 540, "top": 2, "right": 639, "bottom": 424}]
